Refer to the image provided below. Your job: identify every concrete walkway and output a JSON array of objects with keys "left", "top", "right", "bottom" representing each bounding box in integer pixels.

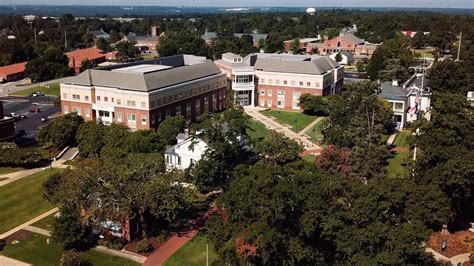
[
  {"left": 0, "top": 255, "right": 31, "bottom": 266},
  {"left": 0, "top": 168, "right": 46, "bottom": 187},
  {"left": 298, "top": 116, "right": 324, "bottom": 135},
  {"left": 0, "top": 208, "right": 59, "bottom": 239},
  {"left": 143, "top": 230, "right": 198, "bottom": 266},
  {"left": 244, "top": 106, "right": 322, "bottom": 154},
  {"left": 24, "top": 225, "right": 51, "bottom": 237},
  {"left": 52, "top": 147, "right": 79, "bottom": 169},
  {"left": 426, "top": 247, "right": 472, "bottom": 265}
]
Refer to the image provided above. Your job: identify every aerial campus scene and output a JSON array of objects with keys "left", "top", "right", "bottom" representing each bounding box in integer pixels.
[{"left": 0, "top": 0, "right": 472, "bottom": 265}]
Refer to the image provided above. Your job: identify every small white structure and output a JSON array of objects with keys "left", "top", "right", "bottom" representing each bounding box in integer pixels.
[
  {"left": 164, "top": 130, "right": 208, "bottom": 171},
  {"left": 330, "top": 51, "right": 354, "bottom": 65},
  {"left": 306, "top": 7, "right": 316, "bottom": 16}
]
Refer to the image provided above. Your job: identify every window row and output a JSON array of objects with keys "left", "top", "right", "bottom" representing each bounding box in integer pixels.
[{"left": 259, "top": 79, "right": 320, "bottom": 88}]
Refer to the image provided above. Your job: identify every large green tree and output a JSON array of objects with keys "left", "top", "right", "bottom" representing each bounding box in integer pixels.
[{"left": 38, "top": 113, "right": 84, "bottom": 148}]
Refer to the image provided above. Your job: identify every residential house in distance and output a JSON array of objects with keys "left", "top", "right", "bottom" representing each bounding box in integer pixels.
[
  {"left": 318, "top": 33, "right": 380, "bottom": 58},
  {"left": 329, "top": 51, "right": 354, "bottom": 65},
  {"left": 60, "top": 54, "right": 227, "bottom": 130},
  {"left": 215, "top": 52, "right": 343, "bottom": 109},
  {"left": 0, "top": 62, "right": 27, "bottom": 83},
  {"left": 202, "top": 32, "right": 268, "bottom": 48},
  {"left": 379, "top": 73, "right": 431, "bottom": 130},
  {"left": 0, "top": 101, "right": 15, "bottom": 141},
  {"left": 165, "top": 130, "right": 208, "bottom": 171},
  {"left": 89, "top": 29, "right": 109, "bottom": 40},
  {"left": 65, "top": 47, "right": 106, "bottom": 74},
  {"left": 125, "top": 26, "right": 161, "bottom": 51}
]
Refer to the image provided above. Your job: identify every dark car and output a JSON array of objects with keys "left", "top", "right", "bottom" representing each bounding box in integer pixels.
[{"left": 30, "top": 108, "right": 41, "bottom": 113}]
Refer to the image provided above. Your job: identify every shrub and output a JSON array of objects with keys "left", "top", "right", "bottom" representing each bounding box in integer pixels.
[
  {"left": 0, "top": 239, "right": 6, "bottom": 251},
  {"left": 100, "top": 235, "right": 126, "bottom": 250},
  {"left": 136, "top": 239, "right": 154, "bottom": 253}
]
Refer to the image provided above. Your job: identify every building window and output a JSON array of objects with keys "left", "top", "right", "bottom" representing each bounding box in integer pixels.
[
  {"left": 157, "top": 99, "right": 161, "bottom": 106},
  {"left": 127, "top": 100, "right": 136, "bottom": 107},
  {"left": 104, "top": 97, "right": 108, "bottom": 102},
  {"left": 260, "top": 90, "right": 265, "bottom": 96},
  {"left": 85, "top": 108, "right": 90, "bottom": 118},
  {"left": 204, "top": 97, "right": 209, "bottom": 111},
  {"left": 277, "top": 100, "right": 284, "bottom": 108},
  {"left": 186, "top": 104, "right": 192, "bottom": 120},
  {"left": 260, "top": 100, "right": 265, "bottom": 107},
  {"left": 141, "top": 102, "right": 146, "bottom": 108},
  {"left": 307, "top": 82, "right": 311, "bottom": 87},
  {"left": 111, "top": 98, "right": 114, "bottom": 103},
  {"left": 127, "top": 114, "right": 136, "bottom": 123},
  {"left": 151, "top": 100, "right": 156, "bottom": 108},
  {"left": 63, "top": 93, "right": 68, "bottom": 99},
  {"left": 276, "top": 80, "right": 280, "bottom": 85},
  {"left": 97, "top": 96, "right": 101, "bottom": 101},
  {"left": 196, "top": 100, "right": 201, "bottom": 115},
  {"left": 277, "top": 90, "right": 285, "bottom": 96},
  {"left": 176, "top": 105, "right": 181, "bottom": 115},
  {"left": 268, "top": 79, "right": 273, "bottom": 85},
  {"left": 283, "top": 80, "right": 287, "bottom": 85},
  {"left": 267, "top": 100, "right": 272, "bottom": 107},
  {"left": 117, "top": 112, "right": 122, "bottom": 122},
  {"left": 141, "top": 115, "right": 147, "bottom": 125},
  {"left": 165, "top": 109, "right": 171, "bottom": 118},
  {"left": 63, "top": 105, "right": 68, "bottom": 114},
  {"left": 117, "top": 99, "right": 121, "bottom": 105},
  {"left": 267, "top": 89, "right": 272, "bottom": 96},
  {"left": 394, "top": 102, "right": 403, "bottom": 110},
  {"left": 299, "top": 81, "right": 304, "bottom": 86},
  {"left": 85, "top": 96, "right": 89, "bottom": 101},
  {"left": 72, "top": 94, "right": 80, "bottom": 100},
  {"left": 293, "top": 101, "right": 300, "bottom": 110},
  {"left": 260, "top": 79, "right": 265, "bottom": 84},
  {"left": 73, "top": 107, "right": 81, "bottom": 115},
  {"left": 178, "top": 156, "right": 181, "bottom": 165},
  {"left": 293, "top": 92, "right": 301, "bottom": 99}
]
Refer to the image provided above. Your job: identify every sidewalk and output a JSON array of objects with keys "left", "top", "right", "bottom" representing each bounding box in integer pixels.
[
  {"left": 298, "top": 116, "right": 324, "bottom": 135},
  {"left": 0, "top": 255, "right": 31, "bottom": 266},
  {"left": 0, "top": 168, "right": 45, "bottom": 187},
  {"left": 143, "top": 230, "right": 198, "bottom": 266},
  {"left": 0, "top": 208, "right": 58, "bottom": 239},
  {"left": 244, "top": 106, "right": 322, "bottom": 154}
]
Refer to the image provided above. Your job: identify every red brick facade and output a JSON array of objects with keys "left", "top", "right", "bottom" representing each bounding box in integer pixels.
[
  {"left": 256, "top": 85, "right": 324, "bottom": 110},
  {"left": 61, "top": 101, "right": 95, "bottom": 121}
]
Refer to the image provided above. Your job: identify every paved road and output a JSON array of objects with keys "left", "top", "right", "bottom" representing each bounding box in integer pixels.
[{"left": 0, "top": 96, "right": 60, "bottom": 138}]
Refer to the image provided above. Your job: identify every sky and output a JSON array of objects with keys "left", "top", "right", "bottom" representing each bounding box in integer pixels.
[{"left": 1, "top": 0, "right": 473, "bottom": 8}]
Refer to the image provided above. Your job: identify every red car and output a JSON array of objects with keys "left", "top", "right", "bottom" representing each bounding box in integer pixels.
[{"left": 30, "top": 108, "right": 41, "bottom": 113}]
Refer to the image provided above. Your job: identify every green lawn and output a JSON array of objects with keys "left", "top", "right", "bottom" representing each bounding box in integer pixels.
[
  {"left": 261, "top": 110, "right": 317, "bottom": 133},
  {"left": 11, "top": 82, "right": 60, "bottom": 97},
  {"left": 387, "top": 131, "right": 411, "bottom": 179},
  {"left": 412, "top": 48, "right": 434, "bottom": 59},
  {"left": 0, "top": 233, "right": 139, "bottom": 266},
  {"left": 0, "top": 168, "right": 60, "bottom": 233},
  {"left": 304, "top": 118, "right": 326, "bottom": 143},
  {"left": 302, "top": 154, "right": 316, "bottom": 163},
  {"left": 247, "top": 118, "right": 269, "bottom": 141},
  {"left": 164, "top": 234, "right": 218, "bottom": 266},
  {"left": 31, "top": 212, "right": 57, "bottom": 231},
  {"left": 0, "top": 167, "right": 23, "bottom": 175}
]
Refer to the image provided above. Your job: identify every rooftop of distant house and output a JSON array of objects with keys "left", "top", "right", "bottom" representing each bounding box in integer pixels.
[
  {"left": 65, "top": 47, "right": 105, "bottom": 68},
  {"left": 126, "top": 33, "right": 160, "bottom": 42},
  {"left": 0, "top": 62, "right": 27, "bottom": 77},
  {"left": 379, "top": 74, "right": 430, "bottom": 101},
  {"left": 64, "top": 54, "right": 221, "bottom": 93},
  {"left": 90, "top": 29, "right": 109, "bottom": 38},
  {"left": 327, "top": 33, "right": 365, "bottom": 45}
]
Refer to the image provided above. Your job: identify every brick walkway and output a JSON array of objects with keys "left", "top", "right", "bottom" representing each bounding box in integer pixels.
[{"left": 143, "top": 230, "right": 198, "bottom": 266}]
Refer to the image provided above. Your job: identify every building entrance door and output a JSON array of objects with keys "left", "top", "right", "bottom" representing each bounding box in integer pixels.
[{"left": 236, "top": 91, "right": 250, "bottom": 106}]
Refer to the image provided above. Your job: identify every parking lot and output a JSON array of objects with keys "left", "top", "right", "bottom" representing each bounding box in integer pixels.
[{"left": 1, "top": 96, "right": 60, "bottom": 138}]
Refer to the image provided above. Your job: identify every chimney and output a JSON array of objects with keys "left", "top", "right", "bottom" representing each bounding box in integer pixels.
[
  {"left": 392, "top": 80, "right": 399, "bottom": 87},
  {"left": 151, "top": 25, "right": 158, "bottom": 37}
]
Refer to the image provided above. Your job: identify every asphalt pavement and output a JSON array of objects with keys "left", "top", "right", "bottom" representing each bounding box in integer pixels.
[{"left": 1, "top": 96, "right": 60, "bottom": 138}]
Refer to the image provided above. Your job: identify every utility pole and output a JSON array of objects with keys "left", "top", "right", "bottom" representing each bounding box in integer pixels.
[
  {"left": 456, "top": 32, "right": 462, "bottom": 62},
  {"left": 64, "top": 30, "right": 67, "bottom": 50},
  {"left": 34, "top": 27, "right": 37, "bottom": 44}
]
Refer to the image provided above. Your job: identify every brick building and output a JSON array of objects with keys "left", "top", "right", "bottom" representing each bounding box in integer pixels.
[
  {"left": 65, "top": 47, "right": 106, "bottom": 74},
  {"left": 318, "top": 34, "right": 380, "bottom": 58},
  {"left": 215, "top": 53, "right": 343, "bottom": 110},
  {"left": 0, "top": 101, "right": 15, "bottom": 141},
  {"left": 0, "top": 62, "right": 27, "bottom": 83},
  {"left": 60, "top": 55, "right": 228, "bottom": 130}
]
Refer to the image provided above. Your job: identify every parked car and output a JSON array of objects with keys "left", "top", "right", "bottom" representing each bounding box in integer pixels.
[
  {"left": 19, "top": 115, "right": 27, "bottom": 120},
  {"left": 41, "top": 116, "right": 48, "bottom": 122},
  {"left": 30, "top": 108, "right": 41, "bottom": 113}
]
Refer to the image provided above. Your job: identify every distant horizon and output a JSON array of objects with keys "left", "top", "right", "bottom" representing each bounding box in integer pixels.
[{"left": 0, "top": 0, "right": 473, "bottom": 9}]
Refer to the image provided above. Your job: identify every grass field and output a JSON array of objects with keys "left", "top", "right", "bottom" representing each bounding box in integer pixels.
[
  {"left": 302, "top": 154, "right": 316, "bottom": 163},
  {"left": 387, "top": 131, "right": 411, "bottom": 179},
  {"left": 0, "top": 168, "right": 60, "bottom": 233},
  {"left": 0, "top": 167, "right": 23, "bottom": 175},
  {"left": 31, "top": 212, "right": 56, "bottom": 231},
  {"left": 0, "top": 233, "right": 139, "bottom": 266},
  {"left": 164, "top": 234, "right": 218, "bottom": 266},
  {"left": 11, "top": 82, "right": 60, "bottom": 97},
  {"left": 412, "top": 48, "right": 434, "bottom": 59},
  {"left": 261, "top": 110, "right": 317, "bottom": 133},
  {"left": 304, "top": 118, "right": 326, "bottom": 143},
  {"left": 247, "top": 118, "right": 269, "bottom": 141}
]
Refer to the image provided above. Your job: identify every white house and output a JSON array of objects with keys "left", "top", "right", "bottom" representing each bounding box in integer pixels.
[
  {"left": 379, "top": 74, "right": 431, "bottom": 130},
  {"left": 164, "top": 131, "right": 208, "bottom": 171},
  {"left": 330, "top": 51, "right": 354, "bottom": 65}
]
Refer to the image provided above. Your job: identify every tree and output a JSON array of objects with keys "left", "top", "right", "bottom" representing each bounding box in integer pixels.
[
  {"left": 52, "top": 204, "right": 87, "bottom": 249},
  {"left": 334, "top": 52, "right": 343, "bottom": 63},
  {"left": 80, "top": 59, "right": 93, "bottom": 71},
  {"left": 95, "top": 37, "right": 110, "bottom": 52},
  {"left": 356, "top": 58, "right": 368, "bottom": 72},
  {"left": 156, "top": 116, "right": 186, "bottom": 146},
  {"left": 76, "top": 122, "right": 106, "bottom": 157},
  {"left": 158, "top": 31, "right": 210, "bottom": 58},
  {"left": 412, "top": 32, "right": 425, "bottom": 49},
  {"left": 290, "top": 38, "right": 300, "bottom": 54},
  {"left": 25, "top": 45, "right": 73, "bottom": 82},
  {"left": 428, "top": 60, "right": 470, "bottom": 95},
  {"left": 299, "top": 94, "right": 329, "bottom": 116},
  {"left": 378, "top": 59, "right": 411, "bottom": 82},
  {"left": 315, "top": 145, "right": 353, "bottom": 177},
  {"left": 0, "top": 142, "right": 43, "bottom": 167},
  {"left": 367, "top": 36, "right": 413, "bottom": 81},
  {"left": 43, "top": 172, "right": 63, "bottom": 203},
  {"left": 38, "top": 113, "right": 84, "bottom": 148},
  {"left": 255, "top": 131, "right": 302, "bottom": 165},
  {"left": 115, "top": 41, "right": 140, "bottom": 62}
]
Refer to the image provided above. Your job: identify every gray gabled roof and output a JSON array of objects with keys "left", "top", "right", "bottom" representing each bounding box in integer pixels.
[
  {"left": 254, "top": 56, "right": 339, "bottom": 75},
  {"left": 379, "top": 81, "right": 409, "bottom": 101},
  {"left": 65, "top": 60, "right": 221, "bottom": 92},
  {"left": 90, "top": 29, "right": 109, "bottom": 38}
]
